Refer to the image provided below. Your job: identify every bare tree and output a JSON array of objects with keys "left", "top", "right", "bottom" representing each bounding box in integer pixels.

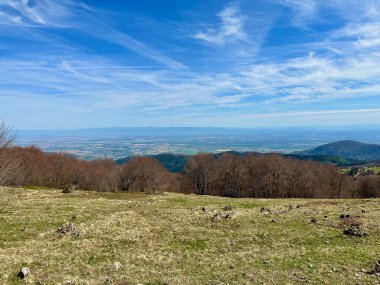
[
  {"left": 214, "top": 153, "right": 245, "bottom": 197},
  {"left": 119, "top": 157, "right": 166, "bottom": 194},
  {"left": 0, "top": 121, "right": 18, "bottom": 185},
  {"left": 184, "top": 153, "right": 215, "bottom": 195}
]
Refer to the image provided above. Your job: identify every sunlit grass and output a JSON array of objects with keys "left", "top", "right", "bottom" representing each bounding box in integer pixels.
[{"left": 0, "top": 187, "right": 379, "bottom": 284}]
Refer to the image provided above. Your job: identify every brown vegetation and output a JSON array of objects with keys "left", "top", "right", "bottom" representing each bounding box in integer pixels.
[
  {"left": 0, "top": 122, "right": 18, "bottom": 185},
  {"left": 183, "top": 152, "right": 355, "bottom": 198},
  {"left": 0, "top": 138, "right": 379, "bottom": 198}
]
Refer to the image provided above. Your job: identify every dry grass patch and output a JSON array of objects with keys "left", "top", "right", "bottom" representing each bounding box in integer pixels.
[{"left": 0, "top": 187, "right": 379, "bottom": 284}]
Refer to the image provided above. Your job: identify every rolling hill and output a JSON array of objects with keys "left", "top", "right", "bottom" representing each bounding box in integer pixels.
[
  {"left": 116, "top": 153, "right": 190, "bottom": 173},
  {"left": 115, "top": 141, "right": 380, "bottom": 172},
  {"left": 294, "top": 140, "right": 380, "bottom": 162}
]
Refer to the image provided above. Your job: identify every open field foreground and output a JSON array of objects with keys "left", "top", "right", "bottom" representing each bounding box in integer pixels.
[{"left": 0, "top": 187, "right": 379, "bottom": 285}]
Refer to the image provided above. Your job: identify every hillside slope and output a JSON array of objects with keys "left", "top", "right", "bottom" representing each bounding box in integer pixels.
[
  {"left": 295, "top": 140, "right": 380, "bottom": 162},
  {"left": 1, "top": 187, "right": 379, "bottom": 284},
  {"left": 116, "top": 153, "right": 189, "bottom": 173}
]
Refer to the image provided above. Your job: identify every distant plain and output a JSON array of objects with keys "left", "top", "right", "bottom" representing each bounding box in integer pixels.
[{"left": 16, "top": 127, "right": 380, "bottom": 160}]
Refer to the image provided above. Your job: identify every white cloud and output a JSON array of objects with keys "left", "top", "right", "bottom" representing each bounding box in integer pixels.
[
  {"left": 2, "top": 0, "right": 380, "bottom": 128},
  {"left": 278, "top": 0, "right": 318, "bottom": 26},
  {"left": 0, "top": 0, "right": 74, "bottom": 27},
  {"left": 0, "top": 0, "right": 186, "bottom": 69},
  {"left": 193, "top": 5, "right": 246, "bottom": 45},
  {"left": 334, "top": 22, "right": 380, "bottom": 48}
]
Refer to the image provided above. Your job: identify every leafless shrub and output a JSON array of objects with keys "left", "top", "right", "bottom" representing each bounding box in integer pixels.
[{"left": 0, "top": 121, "right": 19, "bottom": 185}]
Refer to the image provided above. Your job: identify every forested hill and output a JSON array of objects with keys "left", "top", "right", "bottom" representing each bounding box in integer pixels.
[
  {"left": 115, "top": 149, "right": 363, "bottom": 173},
  {"left": 115, "top": 141, "right": 380, "bottom": 173},
  {"left": 115, "top": 152, "right": 248, "bottom": 173},
  {"left": 116, "top": 153, "right": 190, "bottom": 173},
  {"left": 294, "top": 140, "right": 380, "bottom": 162}
]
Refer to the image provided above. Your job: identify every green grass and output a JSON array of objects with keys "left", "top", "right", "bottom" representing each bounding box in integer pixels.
[
  {"left": 0, "top": 187, "right": 379, "bottom": 284},
  {"left": 341, "top": 165, "right": 380, "bottom": 176}
]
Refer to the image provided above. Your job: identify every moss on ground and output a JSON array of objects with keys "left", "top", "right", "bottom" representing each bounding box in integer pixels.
[{"left": 0, "top": 187, "right": 379, "bottom": 284}]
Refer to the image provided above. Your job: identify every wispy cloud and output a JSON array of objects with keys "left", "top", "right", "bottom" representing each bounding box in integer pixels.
[
  {"left": 278, "top": 0, "right": 318, "bottom": 26},
  {"left": 1, "top": 0, "right": 380, "bottom": 128},
  {"left": 193, "top": 5, "right": 246, "bottom": 45},
  {"left": 0, "top": 0, "right": 75, "bottom": 27},
  {"left": 0, "top": 0, "right": 185, "bottom": 69}
]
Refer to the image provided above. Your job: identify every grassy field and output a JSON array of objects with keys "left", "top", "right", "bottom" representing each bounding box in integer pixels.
[
  {"left": 0, "top": 187, "right": 379, "bottom": 285},
  {"left": 341, "top": 165, "right": 380, "bottom": 176}
]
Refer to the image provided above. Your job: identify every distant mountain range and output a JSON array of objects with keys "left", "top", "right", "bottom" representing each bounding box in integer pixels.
[
  {"left": 116, "top": 140, "right": 380, "bottom": 173},
  {"left": 293, "top": 140, "right": 380, "bottom": 162}
]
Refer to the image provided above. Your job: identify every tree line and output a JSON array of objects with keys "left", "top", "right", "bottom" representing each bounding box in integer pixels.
[{"left": 0, "top": 123, "right": 378, "bottom": 198}]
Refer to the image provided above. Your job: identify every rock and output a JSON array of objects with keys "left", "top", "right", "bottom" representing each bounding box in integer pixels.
[
  {"left": 109, "top": 261, "right": 121, "bottom": 272},
  {"left": 375, "top": 260, "right": 380, "bottom": 273},
  {"left": 340, "top": 214, "right": 350, "bottom": 219},
  {"left": 260, "top": 207, "right": 271, "bottom": 213},
  {"left": 17, "top": 267, "right": 30, "bottom": 279},
  {"left": 343, "top": 227, "right": 367, "bottom": 237},
  {"left": 211, "top": 213, "right": 220, "bottom": 222},
  {"left": 271, "top": 219, "right": 276, "bottom": 223},
  {"left": 361, "top": 209, "right": 367, "bottom": 213},
  {"left": 223, "top": 205, "right": 233, "bottom": 211},
  {"left": 311, "top": 218, "right": 318, "bottom": 224},
  {"left": 57, "top": 223, "right": 81, "bottom": 236},
  {"left": 224, "top": 211, "right": 238, "bottom": 219}
]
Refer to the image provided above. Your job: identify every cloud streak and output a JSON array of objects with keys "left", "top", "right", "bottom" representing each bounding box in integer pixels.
[
  {"left": 0, "top": 0, "right": 185, "bottom": 69},
  {"left": 1, "top": 0, "right": 380, "bottom": 128},
  {"left": 193, "top": 5, "right": 246, "bottom": 45}
]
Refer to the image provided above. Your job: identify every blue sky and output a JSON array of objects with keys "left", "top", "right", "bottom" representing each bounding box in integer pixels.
[{"left": 1, "top": 0, "right": 380, "bottom": 129}]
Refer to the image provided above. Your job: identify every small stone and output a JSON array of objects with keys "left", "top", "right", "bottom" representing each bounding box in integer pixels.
[
  {"left": 308, "top": 264, "right": 313, "bottom": 268},
  {"left": 223, "top": 205, "right": 233, "bottom": 211},
  {"left": 271, "top": 219, "right": 276, "bottom": 223},
  {"left": 109, "top": 261, "right": 121, "bottom": 272},
  {"left": 17, "top": 267, "right": 30, "bottom": 279},
  {"left": 211, "top": 213, "right": 220, "bottom": 222},
  {"left": 375, "top": 262, "right": 380, "bottom": 273}
]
